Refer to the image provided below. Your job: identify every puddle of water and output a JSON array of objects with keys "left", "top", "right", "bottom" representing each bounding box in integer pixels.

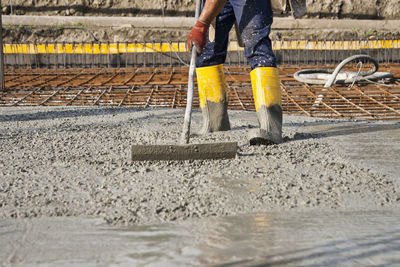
[{"left": 1, "top": 210, "right": 400, "bottom": 266}]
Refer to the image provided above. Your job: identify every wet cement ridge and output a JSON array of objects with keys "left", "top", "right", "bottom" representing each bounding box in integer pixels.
[{"left": 131, "top": 142, "right": 237, "bottom": 161}]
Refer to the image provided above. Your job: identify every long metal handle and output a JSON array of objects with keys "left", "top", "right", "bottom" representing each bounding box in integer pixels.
[
  {"left": 180, "top": 48, "right": 197, "bottom": 144},
  {"left": 180, "top": 0, "right": 201, "bottom": 144}
]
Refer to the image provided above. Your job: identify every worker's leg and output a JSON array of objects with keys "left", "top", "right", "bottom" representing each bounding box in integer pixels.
[
  {"left": 197, "top": 1, "right": 236, "bottom": 67},
  {"left": 195, "top": 2, "right": 236, "bottom": 134},
  {"left": 249, "top": 67, "right": 282, "bottom": 144},
  {"left": 196, "top": 64, "right": 230, "bottom": 134},
  {"left": 232, "top": 0, "right": 282, "bottom": 144}
]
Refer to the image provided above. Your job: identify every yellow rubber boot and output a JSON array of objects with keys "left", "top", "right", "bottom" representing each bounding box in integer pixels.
[
  {"left": 196, "top": 64, "right": 230, "bottom": 134},
  {"left": 249, "top": 67, "right": 283, "bottom": 145}
]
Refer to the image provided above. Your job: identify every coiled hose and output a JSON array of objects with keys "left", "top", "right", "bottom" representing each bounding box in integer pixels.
[{"left": 293, "top": 55, "right": 393, "bottom": 87}]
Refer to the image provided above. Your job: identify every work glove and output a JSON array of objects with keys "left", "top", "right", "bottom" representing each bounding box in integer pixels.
[{"left": 187, "top": 20, "right": 210, "bottom": 54}]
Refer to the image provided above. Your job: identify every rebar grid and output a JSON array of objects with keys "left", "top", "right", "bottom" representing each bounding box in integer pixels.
[{"left": 1, "top": 65, "right": 399, "bottom": 120}]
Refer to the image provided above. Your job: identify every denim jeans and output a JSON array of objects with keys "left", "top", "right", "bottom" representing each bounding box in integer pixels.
[{"left": 197, "top": 0, "right": 276, "bottom": 69}]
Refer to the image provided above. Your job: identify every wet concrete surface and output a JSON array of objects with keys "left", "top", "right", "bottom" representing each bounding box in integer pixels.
[
  {"left": 0, "top": 107, "right": 399, "bottom": 265},
  {"left": 302, "top": 120, "right": 400, "bottom": 184},
  {"left": 1, "top": 210, "right": 399, "bottom": 266}
]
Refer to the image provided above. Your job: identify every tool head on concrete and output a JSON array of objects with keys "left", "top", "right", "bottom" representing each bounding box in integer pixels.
[
  {"left": 130, "top": 0, "right": 238, "bottom": 162},
  {"left": 132, "top": 141, "right": 237, "bottom": 161}
]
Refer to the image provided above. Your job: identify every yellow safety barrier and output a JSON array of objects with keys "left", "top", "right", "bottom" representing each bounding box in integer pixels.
[
  {"left": 271, "top": 39, "right": 400, "bottom": 50},
  {"left": 3, "top": 40, "right": 400, "bottom": 54},
  {"left": 3, "top": 42, "right": 188, "bottom": 54}
]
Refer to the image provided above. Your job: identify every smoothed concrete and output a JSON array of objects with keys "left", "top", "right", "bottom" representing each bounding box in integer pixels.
[{"left": 1, "top": 211, "right": 400, "bottom": 266}]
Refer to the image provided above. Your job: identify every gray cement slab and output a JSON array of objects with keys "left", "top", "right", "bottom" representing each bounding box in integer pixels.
[
  {"left": 303, "top": 120, "right": 400, "bottom": 184},
  {"left": 0, "top": 106, "right": 399, "bottom": 265},
  {"left": 1, "top": 210, "right": 399, "bottom": 266},
  {"left": 0, "top": 106, "right": 399, "bottom": 224}
]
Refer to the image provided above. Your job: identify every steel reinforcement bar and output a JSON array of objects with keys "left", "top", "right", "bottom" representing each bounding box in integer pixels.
[{"left": 1, "top": 65, "right": 399, "bottom": 120}]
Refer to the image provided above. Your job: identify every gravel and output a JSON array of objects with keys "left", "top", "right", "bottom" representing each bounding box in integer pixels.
[{"left": 0, "top": 106, "right": 399, "bottom": 225}]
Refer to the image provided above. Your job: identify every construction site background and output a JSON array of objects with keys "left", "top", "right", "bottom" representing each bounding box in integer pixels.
[
  {"left": 2, "top": 0, "right": 400, "bottom": 43},
  {"left": 4, "top": 0, "right": 400, "bottom": 19}
]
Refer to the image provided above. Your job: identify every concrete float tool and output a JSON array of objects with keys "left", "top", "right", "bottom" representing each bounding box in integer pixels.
[{"left": 131, "top": 0, "right": 237, "bottom": 161}]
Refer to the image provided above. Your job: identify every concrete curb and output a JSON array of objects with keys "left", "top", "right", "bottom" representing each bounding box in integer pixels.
[
  {"left": 3, "top": 15, "right": 400, "bottom": 31},
  {"left": 4, "top": 15, "right": 195, "bottom": 28}
]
